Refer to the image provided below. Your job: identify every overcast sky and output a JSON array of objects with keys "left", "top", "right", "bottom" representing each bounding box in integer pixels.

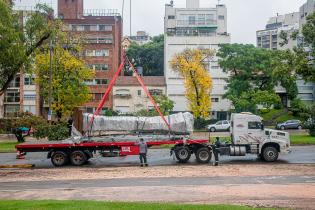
[{"left": 15, "top": 0, "right": 306, "bottom": 44}]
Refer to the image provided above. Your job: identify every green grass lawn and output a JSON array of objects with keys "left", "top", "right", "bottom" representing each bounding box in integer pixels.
[
  {"left": 290, "top": 134, "right": 315, "bottom": 145},
  {"left": 0, "top": 141, "right": 18, "bottom": 153},
  {"left": 260, "top": 109, "right": 303, "bottom": 123},
  {"left": 0, "top": 200, "right": 274, "bottom": 210}
]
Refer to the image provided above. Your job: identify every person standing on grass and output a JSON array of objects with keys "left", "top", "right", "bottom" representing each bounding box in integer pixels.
[{"left": 138, "top": 138, "right": 148, "bottom": 167}]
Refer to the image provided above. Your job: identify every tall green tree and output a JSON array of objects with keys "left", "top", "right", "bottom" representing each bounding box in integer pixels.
[
  {"left": 126, "top": 35, "right": 164, "bottom": 76},
  {"left": 34, "top": 25, "right": 94, "bottom": 120},
  {"left": 217, "top": 44, "right": 292, "bottom": 112},
  {"left": 298, "top": 11, "right": 315, "bottom": 82},
  {"left": 0, "top": 1, "right": 54, "bottom": 95}
]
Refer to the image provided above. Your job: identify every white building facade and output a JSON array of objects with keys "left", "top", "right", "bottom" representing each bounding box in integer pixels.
[
  {"left": 164, "top": 0, "right": 231, "bottom": 120},
  {"left": 256, "top": 6, "right": 315, "bottom": 105}
]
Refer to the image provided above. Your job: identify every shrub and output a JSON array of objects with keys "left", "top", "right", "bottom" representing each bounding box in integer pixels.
[
  {"left": 309, "top": 125, "right": 315, "bottom": 137},
  {"left": 47, "top": 123, "right": 69, "bottom": 141}
]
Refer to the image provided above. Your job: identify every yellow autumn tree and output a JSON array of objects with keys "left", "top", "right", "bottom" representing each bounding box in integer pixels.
[
  {"left": 34, "top": 23, "right": 95, "bottom": 120},
  {"left": 171, "top": 48, "right": 214, "bottom": 119}
]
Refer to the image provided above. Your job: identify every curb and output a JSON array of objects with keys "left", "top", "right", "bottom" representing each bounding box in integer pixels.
[{"left": 0, "top": 164, "right": 34, "bottom": 169}]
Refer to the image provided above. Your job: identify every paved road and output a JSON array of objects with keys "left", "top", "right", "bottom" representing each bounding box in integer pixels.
[
  {"left": 1, "top": 176, "right": 315, "bottom": 190},
  {"left": 0, "top": 146, "right": 315, "bottom": 168}
]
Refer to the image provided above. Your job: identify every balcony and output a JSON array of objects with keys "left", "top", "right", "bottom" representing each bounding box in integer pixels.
[{"left": 176, "top": 19, "right": 217, "bottom": 28}]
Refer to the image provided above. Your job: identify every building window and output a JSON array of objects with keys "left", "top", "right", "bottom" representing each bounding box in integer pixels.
[
  {"left": 95, "top": 79, "right": 108, "bottom": 85},
  {"left": 218, "top": 15, "right": 225, "bottom": 20},
  {"left": 84, "top": 79, "right": 94, "bottom": 85},
  {"left": 99, "top": 25, "right": 112, "bottom": 31},
  {"left": 85, "top": 49, "right": 109, "bottom": 57},
  {"left": 24, "top": 105, "right": 36, "bottom": 114},
  {"left": 95, "top": 64, "right": 109, "bottom": 71},
  {"left": 4, "top": 91, "right": 20, "bottom": 103},
  {"left": 211, "top": 98, "right": 219, "bottom": 102},
  {"left": 138, "top": 90, "right": 141, "bottom": 96},
  {"left": 24, "top": 94, "right": 36, "bottom": 101},
  {"left": 98, "top": 37, "right": 113, "bottom": 44},
  {"left": 24, "top": 76, "right": 34, "bottom": 86},
  {"left": 188, "top": 16, "right": 196, "bottom": 25},
  {"left": 168, "top": 15, "right": 175, "bottom": 19},
  {"left": 86, "top": 107, "right": 94, "bottom": 113},
  {"left": 94, "top": 93, "right": 103, "bottom": 101},
  {"left": 96, "top": 49, "right": 109, "bottom": 56},
  {"left": 87, "top": 64, "right": 109, "bottom": 71},
  {"left": 4, "top": 105, "right": 20, "bottom": 117},
  {"left": 86, "top": 36, "right": 113, "bottom": 44},
  {"left": 85, "top": 50, "right": 94, "bottom": 56},
  {"left": 9, "top": 76, "right": 20, "bottom": 88},
  {"left": 149, "top": 89, "right": 162, "bottom": 96}
]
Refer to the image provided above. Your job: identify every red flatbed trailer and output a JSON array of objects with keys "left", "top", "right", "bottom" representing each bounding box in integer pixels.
[{"left": 15, "top": 139, "right": 212, "bottom": 167}]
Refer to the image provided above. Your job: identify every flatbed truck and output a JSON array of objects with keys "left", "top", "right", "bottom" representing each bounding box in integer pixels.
[{"left": 15, "top": 113, "right": 291, "bottom": 167}]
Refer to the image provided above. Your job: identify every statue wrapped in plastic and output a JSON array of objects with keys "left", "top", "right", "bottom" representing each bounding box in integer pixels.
[{"left": 83, "top": 112, "right": 194, "bottom": 134}]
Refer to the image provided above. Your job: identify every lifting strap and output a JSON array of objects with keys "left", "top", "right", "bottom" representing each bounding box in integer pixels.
[
  {"left": 85, "top": 59, "right": 125, "bottom": 132},
  {"left": 85, "top": 55, "right": 171, "bottom": 133},
  {"left": 126, "top": 57, "right": 171, "bottom": 130}
]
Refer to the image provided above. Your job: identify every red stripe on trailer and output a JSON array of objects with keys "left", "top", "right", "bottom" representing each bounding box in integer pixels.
[{"left": 15, "top": 139, "right": 209, "bottom": 151}]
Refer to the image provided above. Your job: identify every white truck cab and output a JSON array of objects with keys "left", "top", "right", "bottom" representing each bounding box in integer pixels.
[{"left": 229, "top": 112, "right": 291, "bottom": 162}]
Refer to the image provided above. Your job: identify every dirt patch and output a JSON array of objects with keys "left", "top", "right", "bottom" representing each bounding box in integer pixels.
[{"left": 1, "top": 164, "right": 315, "bottom": 182}]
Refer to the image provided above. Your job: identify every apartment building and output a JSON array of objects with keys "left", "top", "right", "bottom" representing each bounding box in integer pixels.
[
  {"left": 256, "top": 12, "right": 300, "bottom": 50},
  {"left": 164, "top": 0, "right": 231, "bottom": 120},
  {"left": 58, "top": 0, "right": 122, "bottom": 113},
  {"left": 256, "top": 1, "right": 315, "bottom": 105},
  {"left": 299, "top": 0, "right": 315, "bottom": 27},
  {"left": 2, "top": 9, "right": 41, "bottom": 118},
  {"left": 129, "top": 31, "right": 152, "bottom": 45},
  {"left": 113, "top": 76, "right": 166, "bottom": 113}
]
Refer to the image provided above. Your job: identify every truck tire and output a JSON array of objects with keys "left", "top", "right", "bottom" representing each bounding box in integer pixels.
[
  {"left": 175, "top": 146, "right": 191, "bottom": 163},
  {"left": 70, "top": 150, "right": 87, "bottom": 166},
  {"left": 195, "top": 147, "right": 211, "bottom": 164},
  {"left": 51, "top": 151, "right": 69, "bottom": 167},
  {"left": 210, "top": 127, "right": 216, "bottom": 132},
  {"left": 262, "top": 146, "right": 279, "bottom": 162}
]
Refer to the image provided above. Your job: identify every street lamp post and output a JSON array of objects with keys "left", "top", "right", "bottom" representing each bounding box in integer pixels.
[{"left": 48, "top": 39, "right": 53, "bottom": 121}]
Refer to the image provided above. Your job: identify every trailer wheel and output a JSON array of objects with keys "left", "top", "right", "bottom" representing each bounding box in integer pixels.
[
  {"left": 51, "top": 151, "right": 69, "bottom": 167},
  {"left": 70, "top": 150, "right": 87, "bottom": 166},
  {"left": 195, "top": 147, "right": 211, "bottom": 164},
  {"left": 262, "top": 146, "right": 278, "bottom": 162},
  {"left": 175, "top": 146, "right": 191, "bottom": 163}
]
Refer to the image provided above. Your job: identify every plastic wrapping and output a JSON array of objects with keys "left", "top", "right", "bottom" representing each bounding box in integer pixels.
[{"left": 83, "top": 112, "right": 194, "bottom": 133}]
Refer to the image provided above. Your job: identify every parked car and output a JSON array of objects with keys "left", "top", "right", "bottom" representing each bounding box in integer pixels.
[
  {"left": 276, "top": 119, "right": 302, "bottom": 130},
  {"left": 206, "top": 120, "right": 230, "bottom": 132}
]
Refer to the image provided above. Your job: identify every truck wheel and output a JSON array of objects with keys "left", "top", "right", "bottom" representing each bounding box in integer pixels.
[
  {"left": 51, "top": 151, "right": 68, "bottom": 167},
  {"left": 175, "top": 146, "right": 191, "bottom": 163},
  {"left": 262, "top": 146, "right": 279, "bottom": 162},
  {"left": 195, "top": 147, "right": 211, "bottom": 164},
  {"left": 210, "top": 127, "right": 216, "bottom": 132},
  {"left": 70, "top": 150, "right": 87, "bottom": 166}
]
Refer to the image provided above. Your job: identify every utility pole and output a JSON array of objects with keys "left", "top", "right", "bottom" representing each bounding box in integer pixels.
[{"left": 48, "top": 39, "right": 53, "bottom": 122}]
